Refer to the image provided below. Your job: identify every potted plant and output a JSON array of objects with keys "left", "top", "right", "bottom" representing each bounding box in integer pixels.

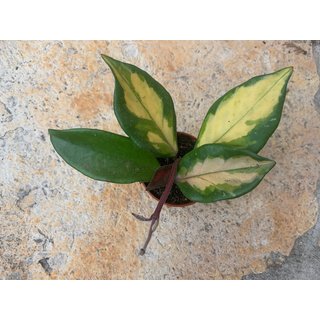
[{"left": 49, "top": 55, "right": 293, "bottom": 255}]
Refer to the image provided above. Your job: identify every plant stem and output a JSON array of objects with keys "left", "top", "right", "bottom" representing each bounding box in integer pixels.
[{"left": 137, "top": 158, "right": 180, "bottom": 255}]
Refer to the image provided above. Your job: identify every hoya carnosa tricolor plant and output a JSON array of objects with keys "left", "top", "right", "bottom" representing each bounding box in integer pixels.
[{"left": 49, "top": 55, "right": 293, "bottom": 255}]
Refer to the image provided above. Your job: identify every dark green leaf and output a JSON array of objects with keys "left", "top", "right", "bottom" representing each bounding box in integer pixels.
[{"left": 49, "top": 128, "right": 160, "bottom": 183}]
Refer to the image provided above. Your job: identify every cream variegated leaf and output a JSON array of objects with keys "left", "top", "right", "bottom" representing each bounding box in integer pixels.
[
  {"left": 102, "top": 55, "right": 178, "bottom": 157},
  {"left": 176, "top": 144, "right": 275, "bottom": 203},
  {"left": 196, "top": 67, "right": 293, "bottom": 152}
]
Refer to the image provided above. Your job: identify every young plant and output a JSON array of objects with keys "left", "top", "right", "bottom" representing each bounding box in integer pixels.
[{"left": 49, "top": 55, "right": 293, "bottom": 255}]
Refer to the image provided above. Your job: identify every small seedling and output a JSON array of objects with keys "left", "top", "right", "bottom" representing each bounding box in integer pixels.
[{"left": 49, "top": 55, "right": 293, "bottom": 255}]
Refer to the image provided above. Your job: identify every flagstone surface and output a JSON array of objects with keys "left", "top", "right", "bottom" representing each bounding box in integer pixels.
[{"left": 0, "top": 40, "right": 319, "bottom": 279}]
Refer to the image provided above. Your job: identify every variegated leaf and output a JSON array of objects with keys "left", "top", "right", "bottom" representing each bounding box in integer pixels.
[
  {"left": 102, "top": 55, "right": 178, "bottom": 157},
  {"left": 176, "top": 144, "right": 275, "bottom": 203},
  {"left": 196, "top": 67, "right": 293, "bottom": 152}
]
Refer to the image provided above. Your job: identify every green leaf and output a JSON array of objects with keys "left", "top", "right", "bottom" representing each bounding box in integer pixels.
[
  {"left": 101, "top": 55, "right": 178, "bottom": 157},
  {"left": 176, "top": 144, "right": 275, "bottom": 203},
  {"left": 49, "top": 128, "right": 160, "bottom": 183},
  {"left": 196, "top": 67, "right": 293, "bottom": 152}
]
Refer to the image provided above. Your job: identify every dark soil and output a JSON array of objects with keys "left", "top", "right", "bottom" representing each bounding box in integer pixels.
[{"left": 145, "top": 132, "right": 196, "bottom": 205}]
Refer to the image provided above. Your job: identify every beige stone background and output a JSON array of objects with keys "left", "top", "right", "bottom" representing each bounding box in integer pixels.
[{"left": 0, "top": 40, "right": 320, "bottom": 279}]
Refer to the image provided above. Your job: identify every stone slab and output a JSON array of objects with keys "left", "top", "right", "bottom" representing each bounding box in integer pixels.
[{"left": 0, "top": 41, "right": 319, "bottom": 279}]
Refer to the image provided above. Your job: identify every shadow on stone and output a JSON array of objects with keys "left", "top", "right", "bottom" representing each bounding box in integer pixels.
[
  {"left": 243, "top": 179, "right": 320, "bottom": 280},
  {"left": 312, "top": 41, "right": 320, "bottom": 112}
]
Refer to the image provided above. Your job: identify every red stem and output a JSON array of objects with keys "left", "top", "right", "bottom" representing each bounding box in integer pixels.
[{"left": 139, "top": 158, "right": 180, "bottom": 255}]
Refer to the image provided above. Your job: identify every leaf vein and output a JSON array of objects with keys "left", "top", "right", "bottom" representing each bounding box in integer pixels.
[{"left": 214, "top": 69, "right": 290, "bottom": 143}]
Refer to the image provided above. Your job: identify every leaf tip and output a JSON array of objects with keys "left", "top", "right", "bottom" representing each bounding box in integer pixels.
[
  {"left": 101, "top": 54, "right": 116, "bottom": 67},
  {"left": 266, "top": 159, "right": 276, "bottom": 170},
  {"left": 48, "top": 128, "right": 58, "bottom": 136},
  {"left": 285, "top": 66, "right": 294, "bottom": 76},
  {"left": 277, "top": 66, "right": 294, "bottom": 79}
]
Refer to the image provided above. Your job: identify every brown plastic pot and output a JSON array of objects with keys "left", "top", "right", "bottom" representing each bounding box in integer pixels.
[{"left": 143, "top": 131, "right": 196, "bottom": 207}]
